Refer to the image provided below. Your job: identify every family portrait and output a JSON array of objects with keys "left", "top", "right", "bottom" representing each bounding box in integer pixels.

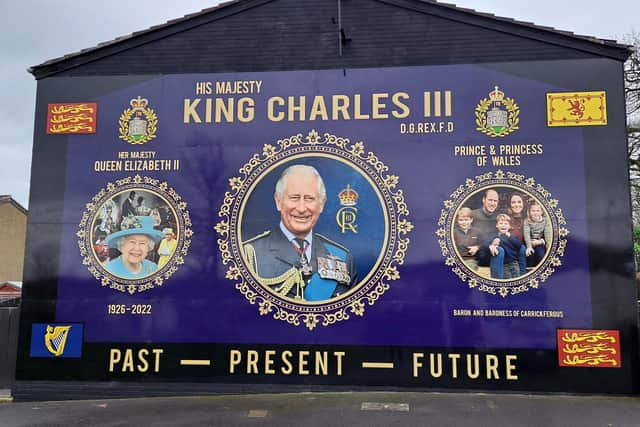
[{"left": 452, "top": 187, "right": 553, "bottom": 280}]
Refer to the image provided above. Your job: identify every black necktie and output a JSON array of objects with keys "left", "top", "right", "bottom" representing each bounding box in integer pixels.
[
  {"left": 293, "top": 238, "right": 308, "bottom": 262},
  {"left": 293, "top": 238, "right": 312, "bottom": 277}
]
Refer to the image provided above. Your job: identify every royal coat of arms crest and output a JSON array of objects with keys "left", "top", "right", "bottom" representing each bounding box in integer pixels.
[
  {"left": 475, "top": 86, "right": 519, "bottom": 137},
  {"left": 118, "top": 96, "right": 158, "bottom": 144}
]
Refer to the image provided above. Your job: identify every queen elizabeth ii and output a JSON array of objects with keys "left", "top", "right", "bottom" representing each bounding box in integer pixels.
[{"left": 104, "top": 215, "right": 163, "bottom": 279}]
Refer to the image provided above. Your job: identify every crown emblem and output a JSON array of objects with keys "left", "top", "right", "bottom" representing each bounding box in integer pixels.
[
  {"left": 488, "top": 86, "right": 504, "bottom": 104},
  {"left": 130, "top": 96, "right": 149, "bottom": 111},
  {"left": 338, "top": 184, "right": 358, "bottom": 206},
  {"left": 475, "top": 85, "right": 519, "bottom": 138},
  {"left": 119, "top": 96, "right": 158, "bottom": 145}
]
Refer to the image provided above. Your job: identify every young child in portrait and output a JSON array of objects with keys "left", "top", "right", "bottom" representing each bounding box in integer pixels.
[
  {"left": 453, "top": 207, "right": 481, "bottom": 271},
  {"left": 487, "top": 213, "right": 526, "bottom": 279},
  {"left": 524, "top": 202, "right": 552, "bottom": 266}
]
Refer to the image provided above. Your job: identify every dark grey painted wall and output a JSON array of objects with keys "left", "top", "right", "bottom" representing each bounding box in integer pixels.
[
  {"left": 1, "top": 307, "right": 20, "bottom": 395},
  {"left": 32, "top": 0, "right": 608, "bottom": 79}
]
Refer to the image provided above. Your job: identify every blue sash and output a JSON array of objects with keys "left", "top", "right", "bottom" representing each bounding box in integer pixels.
[{"left": 304, "top": 243, "right": 347, "bottom": 301}]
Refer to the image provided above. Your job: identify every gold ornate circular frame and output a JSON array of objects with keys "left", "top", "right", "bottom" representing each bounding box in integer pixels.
[
  {"left": 215, "top": 130, "right": 413, "bottom": 330},
  {"left": 436, "top": 170, "right": 569, "bottom": 297},
  {"left": 77, "top": 175, "right": 193, "bottom": 294},
  {"left": 239, "top": 151, "right": 390, "bottom": 301}
]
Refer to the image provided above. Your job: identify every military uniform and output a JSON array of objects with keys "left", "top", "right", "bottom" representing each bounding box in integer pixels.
[{"left": 243, "top": 228, "right": 357, "bottom": 302}]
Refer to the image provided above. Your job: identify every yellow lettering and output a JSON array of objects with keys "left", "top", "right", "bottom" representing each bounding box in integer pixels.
[
  {"left": 281, "top": 350, "right": 293, "bottom": 375},
  {"left": 288, "top": 96, "right": 306, "bottom": 121},
  {"left": 332, "top": 95, "right": 350, "bottom": 120},
  {"left": 486, "top": 355, "right": 499, "bottom": 379},
  {"left": 392, "top": 92, "right": 411, "bottom": 118},
  {"left": 506, "top": 355, "right": 518, "bottom": 380},
  {"left": 445, "top": 90, "right": 452, "bottom": 116},
  {"left": 238, "top": 97, "right": 255, "bottom": 123},
  {"left": 268, "top": 97, "right": 285, "bottom": 122},
  {"left": 122, "top": 349, "right": 134, "bottom": 372},
  {"left": 299, "top": 351, "right": 309, "bottom": 375},
  {"left": 107, "top": 348, "right": 162, "bottom": 373},
  {"left": 372, "top": 93, "right": 389, "bottom": 119},
  {"left": 334, "top": 351, "right": 345, "bottom": 376},
  {"left": 413, "top": 352, "right": 424, "bottom": 378},
  {"left": 315, "top": 351, "right": 328, "bottom": 376},
  {"left": 137, "top": 349, "right": 149, "bottom": 372},
  {"left": 434, "top": 91, "right": 442, "bottom": 117},
  {"left": 229, "top": 349, "right": 242, "bottom": 374},
  {"left": 109, "top": 349, "right": 121, "bottom": 372},
  {"left": 424, "top": 92, "right": 431, "bottom": 117},
  {"left": 265, "top": 350, "right": 276, "bottom": 375},
  {"left": 353, "top": 94, "right": 370, "bottom": 119},
  {"left": 205, "top": 98, "right": 212, "bottom": 123},
  {"left": 215, "top": 98, "right": 234, "bottom": 123},
  {"left": 183, "top": 99, "right": 201, "bottom": 123},
  {"left": 466, "top": 354, "right": 480, "bottom": 379},
  {"left": 152, "top": 349, "right": 163, "bottom": 372},
  {"left": 448, "top": 353, "right": 460, "bottom": 379},
  {"left": 247, "top": 350, "right": 259, "bottom": 374},
  {"left": 309, "top": 96, "right": 329, "bottom": 121},
  {"left": 430, "top": 353, "right": 442, "bottom": 378}
]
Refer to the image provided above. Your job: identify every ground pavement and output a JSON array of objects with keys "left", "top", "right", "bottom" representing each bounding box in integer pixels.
[{"left": 1, "top": 391, "right": 640, "bottom": 426}]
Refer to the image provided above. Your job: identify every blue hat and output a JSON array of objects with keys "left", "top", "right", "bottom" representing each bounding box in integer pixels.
[{"left": 105, "top": 215, "right": 163, "bottom": 246}]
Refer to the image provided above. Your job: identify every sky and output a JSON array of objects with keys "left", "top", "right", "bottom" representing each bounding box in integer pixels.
[{"left": 1, "top": 0, "right": 638, "bottom": 209}]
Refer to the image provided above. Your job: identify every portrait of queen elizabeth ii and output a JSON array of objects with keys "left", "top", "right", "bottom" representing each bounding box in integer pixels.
[{"left": 104, "top": 215, "right": 164, "bottom": 279}]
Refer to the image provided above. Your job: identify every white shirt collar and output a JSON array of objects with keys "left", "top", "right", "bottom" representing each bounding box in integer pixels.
[{"left": 279, "top": 222, "right": 313, "bottom": 258}]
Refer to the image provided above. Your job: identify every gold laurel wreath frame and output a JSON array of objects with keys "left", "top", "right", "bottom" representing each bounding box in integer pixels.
[
  {"left": 475, "top": 97, "right": 520, "bottom": 138},
  {"left": 215, "top": 130, "right": 413, "bottom": 330},
  {"left": 77, "top": 175, "right": 193, "bottom": 294},
  {"left": 118, "top": 107, "right": 158, "bottom": 145},
  {"left": 436, "top": 170, "right": 569, "bottom": 297}
]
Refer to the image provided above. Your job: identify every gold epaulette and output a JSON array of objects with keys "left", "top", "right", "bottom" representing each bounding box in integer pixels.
[
  {"left": 242, "top": 230, "right": 270, "bottom": 245},
  {"left": 315, "top": 233, "right": 349, "bottom": 252},
  {"left": 243, "top": 238, "right": 306, "bottom": 300}
]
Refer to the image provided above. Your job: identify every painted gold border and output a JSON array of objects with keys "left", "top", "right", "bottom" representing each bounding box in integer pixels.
[
  {"left": 450, "top": 184, "right": 553, "bottom": 282},
  {"left": 237, "top": 152, "right": 389, "bottom": 305},
  {"left": 77, "top": 175, "right": 193, "bottom": 294},
  {"left": 215, "top": 130, "right": 413, "bottom": 329},
  {"left": 88, "top": 188, "right": 181, "bottom": 273},
  {"left": 436, "top": 170, "right": 569, "bottom": 297}
]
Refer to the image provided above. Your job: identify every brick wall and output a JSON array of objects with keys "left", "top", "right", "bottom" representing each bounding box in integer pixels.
[{"left": 0, "top": 203, "right": 27, "bottom": 282}]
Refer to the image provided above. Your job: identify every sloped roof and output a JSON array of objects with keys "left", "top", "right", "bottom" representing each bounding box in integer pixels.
[
  {"left": 0, "top": 195, "right": 27, "bottom": 216},
  {"left": 0, "top": 282, "right": 22, "bottom": 297},
  {"left": 0, "top": 281, "right": 22, "bottom": 291},
  {"left": 0, "top": 282, "right": 21, "bottom": 306},
  {"left": 29, "top": 0, "right": 632, "bottom": 78}
]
